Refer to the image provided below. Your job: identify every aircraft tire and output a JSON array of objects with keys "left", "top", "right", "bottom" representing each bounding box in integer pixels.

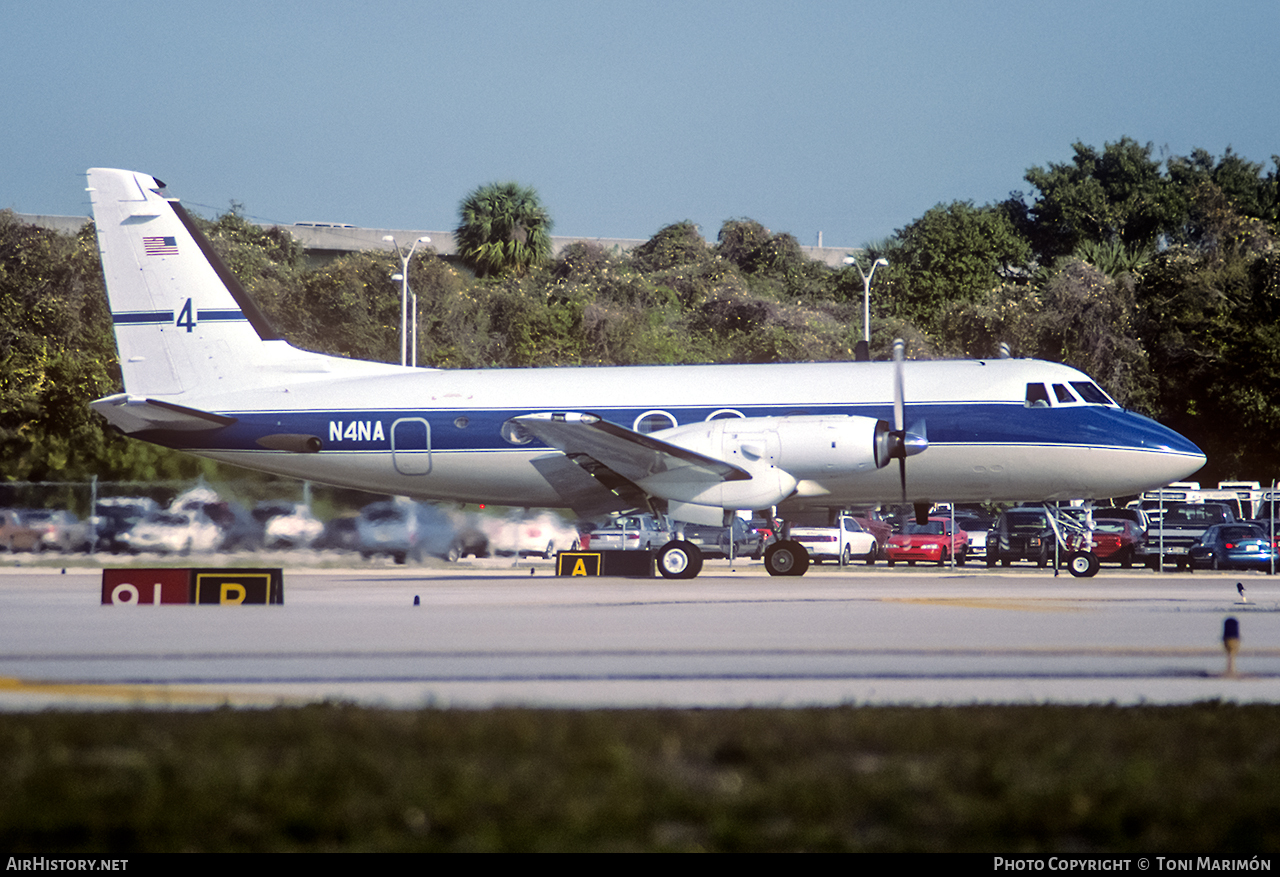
[
  {"left": 1067, "top": 551, "right": 1100, "bottom": 578},
  {"left": 657, "top": 540, "right": 702, "bottom": 579},
  {"left": 764, "top": 540, "right": 809, "bottom": 577}
]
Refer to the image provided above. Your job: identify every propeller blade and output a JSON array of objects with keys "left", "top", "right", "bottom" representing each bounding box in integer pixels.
[{"left": 892, "top": 338, "right": 905, "bottom": 433}]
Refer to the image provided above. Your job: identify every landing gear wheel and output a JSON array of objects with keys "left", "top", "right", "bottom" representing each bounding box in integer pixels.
[
  {"left": 1067, "top": 551, "right": 1100, "bottom": 578},
  {"left": 657, "top": 540, "right": 703, "bottom": 579},
  {"left": 764, "top": 540, "right": 809, "bottom": 577}
]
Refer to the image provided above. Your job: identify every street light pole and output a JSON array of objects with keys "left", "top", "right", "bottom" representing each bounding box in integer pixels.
[
  {"left": 843, "top": 255, "right": 889, "bottom": 350},
  {"left": 383, "top": 235, "right": 431, "bottom": 367}
]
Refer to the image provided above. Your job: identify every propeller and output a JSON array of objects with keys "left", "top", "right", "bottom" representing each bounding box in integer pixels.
[{"left": 887, "top": 338, "right": 928, "bottom": 506}]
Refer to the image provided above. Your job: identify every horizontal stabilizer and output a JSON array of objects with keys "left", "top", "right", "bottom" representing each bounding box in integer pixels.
[
  {"left": 90, "top": 394, "right": 237, "bottom": 434},
  {"left": 513, "top": 412, "right": 749, "bottom": 484}
]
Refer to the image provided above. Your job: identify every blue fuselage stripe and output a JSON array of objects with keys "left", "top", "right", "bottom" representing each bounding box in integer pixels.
[{"left": 148, "top": 402, "right": 1203, "bottom": 459}]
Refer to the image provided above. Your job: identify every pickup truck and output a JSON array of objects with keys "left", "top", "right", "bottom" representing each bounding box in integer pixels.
[{"left": 1147, "top": 502, "right": 1235, "bottom": 570}]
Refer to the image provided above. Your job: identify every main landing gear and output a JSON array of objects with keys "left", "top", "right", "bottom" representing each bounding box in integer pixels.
[
  {"left": 763, "top": 540, "right": 810, "bottom": 576},
  {"left": 656, "top": 540, "right": 703, "bottom": 579},
  {"left": 654, "top": 538, "right": 815, "bottom": 578}
]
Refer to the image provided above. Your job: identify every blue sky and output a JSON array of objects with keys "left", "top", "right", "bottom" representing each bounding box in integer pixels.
[{"left": 4, "top": 1, "right": 1277, "bottom": 248}]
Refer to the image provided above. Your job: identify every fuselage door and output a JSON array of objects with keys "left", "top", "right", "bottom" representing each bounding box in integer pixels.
[{"left": 391, "top": 417, "right": 432, "bottom": 475}]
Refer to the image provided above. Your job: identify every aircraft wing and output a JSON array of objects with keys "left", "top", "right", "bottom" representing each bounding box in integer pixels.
[
  {"left": 513, "top": 412, "right": 750, "bottom": 485},
  {"left": 90, "top": 393, "right": 237, "bottom": 434}
]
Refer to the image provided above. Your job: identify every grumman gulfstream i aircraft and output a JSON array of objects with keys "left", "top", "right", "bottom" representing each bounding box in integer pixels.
[{"left": 85, "top": 168, "right": 1205, "bottom": 578}]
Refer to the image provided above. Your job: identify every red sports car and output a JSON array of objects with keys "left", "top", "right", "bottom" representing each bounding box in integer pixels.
[{"left": 886, "top": 517, "right": 969, "bottom": 566}]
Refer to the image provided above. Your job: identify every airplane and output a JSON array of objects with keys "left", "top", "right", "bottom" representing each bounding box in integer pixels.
[{"left": 83, "top": 167, "right": 1206, "bottom": 578}]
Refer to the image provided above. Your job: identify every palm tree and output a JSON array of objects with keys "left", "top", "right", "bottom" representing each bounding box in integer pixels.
[{"left": 455, "top": 182, "right": 553, "bottom": 277}]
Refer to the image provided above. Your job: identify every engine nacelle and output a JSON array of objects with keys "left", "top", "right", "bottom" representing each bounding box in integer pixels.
[
  {"left": 632, "top": 415, "right": 892, "bottom": 509},
  {"left": 655, "top": 414, "right": 893, "bottom": 480}
]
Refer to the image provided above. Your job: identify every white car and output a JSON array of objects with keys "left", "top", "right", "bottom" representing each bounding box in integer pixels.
[
  {"left": 122, "top": 511, "right": 222, "bottom": 554},
  {"left": 255, "top": 502, "right": 325, "bottom": 549},
  {"left": 481, "top": 512, "right": 580, "bottom": 558},
  {"left": 789, "top": 515, "right": 878, "bottom": 565}
]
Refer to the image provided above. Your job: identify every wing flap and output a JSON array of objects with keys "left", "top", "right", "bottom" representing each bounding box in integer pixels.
[{"left": 513, "top": 412, "right": 749, "bottom": 484}]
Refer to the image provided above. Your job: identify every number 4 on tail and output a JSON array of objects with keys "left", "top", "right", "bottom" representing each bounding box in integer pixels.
[{"left": 177, "top": 298, "right": 196, "bottom": 332}]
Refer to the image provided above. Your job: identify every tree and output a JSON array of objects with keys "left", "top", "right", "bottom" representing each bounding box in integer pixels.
[
  {"left": 455, "top": 182, "right": 553, "bottom": 278},
  {"left": 879, "top": 200, "right": 1031, "bottom": 326},
  {"left": 1016, "top": 137, "right": 1177, "bottom": 262}
]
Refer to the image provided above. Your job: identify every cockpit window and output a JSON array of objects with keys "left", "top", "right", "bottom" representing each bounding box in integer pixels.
[
  {"left": 1053, "top": 384, "right": 1077, "bottom": 404},
  {"left": 1070, "top": 382, "right": 1116, "bottom": 405},
  {"left": 1025, "top": 383, "right": 1050, "bottom": 408}
]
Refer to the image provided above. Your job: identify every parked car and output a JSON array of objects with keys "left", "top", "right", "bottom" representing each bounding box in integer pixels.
[
  {"left": 253, "top": 501, "right": 324, "bottom": 549},
  {"left": 683, "top": 517, "right": 766, "bottom": 559},
  {"left": 356, "top": 500, "right": 467, "bottom": 563},
  {"left": 986, "top": 508, "right": 1057, "bottom": 567},
  {"left": 313, "top": 515, "right": 361, "bottom": 552},
  {"left": 0, "top": 509, "right": 43, "bottom": 553},
  {"left": 121, "top": 510, "right": 223, "bottom": 554},
  {"left": 481, "top": 511, "right": 577, "bottom": 558},
  {"left": 1189, "top": 524, "right": 1279, "bottom": 572},
  {"left": 790, "top": 514, "right": 878, "bottom": 565},
  {"left": 848, "top": 507, "right": 893, "bottom": 556},
  {"left": 169, "top": 487, "right": 262, "bottom": 551},
  {"left": 1090, "top": 518, "right": 1148, "bottom": 568},
  {"left": 1147, "top": 502, "right": 1236, "bottom": 570},
  {"left": 887, "top": 517, "right": 968, "bottom": 566},
  {"left": 582, "top": 514, "right": 670, "bottom": 551},
  {"left": 20, "top": 510, "right": 94, "bottom": 553},
  {"left": 91, "top": 497, "right": 160, "bottom": 553}
]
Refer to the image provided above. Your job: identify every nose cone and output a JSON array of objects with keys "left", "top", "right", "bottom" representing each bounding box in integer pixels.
[{"left": 1126, "top": 410, "right": 1206, "bottom": 487}]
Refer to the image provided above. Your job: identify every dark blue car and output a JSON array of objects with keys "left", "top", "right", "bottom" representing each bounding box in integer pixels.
[{"left": 1188, "top": 524, "right": 1278, "bottom": 572}]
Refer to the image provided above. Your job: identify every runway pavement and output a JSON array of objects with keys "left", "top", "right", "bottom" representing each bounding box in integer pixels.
[{"left": 2, "top": 558, "right": 1279, "bottom": 709}]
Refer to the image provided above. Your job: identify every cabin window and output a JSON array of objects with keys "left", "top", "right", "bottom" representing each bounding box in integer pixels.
[
  {"left": 1024, "top": 383, "right": 1051, "bottom": 408},
  {"left": 706, "top": 409, "right": 745, "bottom": 421},
  {"left": 1053, "top": 384, "right": 1077, "bottom": 404},
  {"left": 634, "top": 411, "right": 677, "bottom": 434}
]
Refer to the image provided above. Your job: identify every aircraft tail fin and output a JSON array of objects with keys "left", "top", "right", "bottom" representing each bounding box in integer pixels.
[{"left": 86, "top": 168, "right": 297, "bottom": 398}]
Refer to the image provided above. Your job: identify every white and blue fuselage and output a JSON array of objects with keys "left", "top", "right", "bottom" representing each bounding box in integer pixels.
[{"left": 84, "top": 167, "right": 1204, "bottom": 524}]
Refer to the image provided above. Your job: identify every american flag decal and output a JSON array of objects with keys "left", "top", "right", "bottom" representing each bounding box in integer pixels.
[{"left": 143, "top": 236, "right": 179, "bottom": 256}]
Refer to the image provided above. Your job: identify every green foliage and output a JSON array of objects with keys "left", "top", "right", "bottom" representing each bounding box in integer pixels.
[
  {"left": 628, "top": 221, "right": 710, "bottom": 272},
  {"left": 879, "top": 201, "right": 1032, "bottom": 327},
  {"left": 455, "top": 182, "right": 554, "bottom": 278},
  {"left": 5, "top": 703, "right": 1280, "bottom": 852},
  {"left": 1017, "top": 137, "right": 1180, "bottom": 262}
]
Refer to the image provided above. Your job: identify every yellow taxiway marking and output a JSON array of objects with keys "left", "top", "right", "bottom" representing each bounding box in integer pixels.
[
  {"left": 0, "top": 677, "right": 296, "bottom": 707},
  {"left": 882, "top": 597, "right": 1088, "bottom": 612}
]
